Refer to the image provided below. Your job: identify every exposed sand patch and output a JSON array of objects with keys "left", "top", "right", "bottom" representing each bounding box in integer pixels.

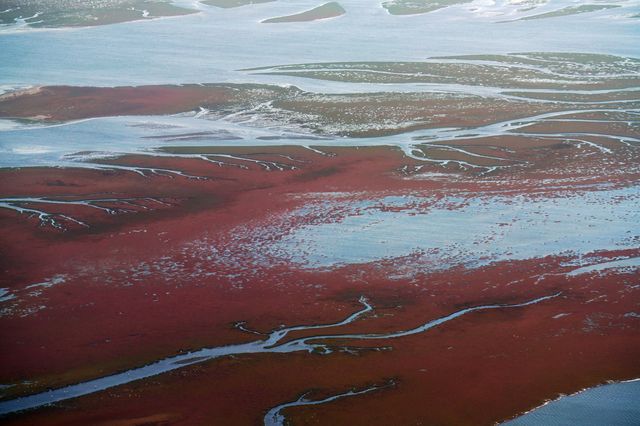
[{"left": 0, "top": 86, "right": 42, "bottom": 101}]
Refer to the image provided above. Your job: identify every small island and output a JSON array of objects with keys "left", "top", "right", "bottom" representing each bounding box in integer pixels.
[{"left": 261, "top": 2, "right": 345, "bottom": 23}]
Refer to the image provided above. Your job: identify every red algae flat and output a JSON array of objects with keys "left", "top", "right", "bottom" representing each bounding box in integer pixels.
[
  {"left": 0, "top": 85, "right": 298, "bottom": 122},
  {"left": 0, "top": 137, "right": 638, "bottom": 424},
  {"left": 2, "top": 250, "right": 638, "bottom": 425}
]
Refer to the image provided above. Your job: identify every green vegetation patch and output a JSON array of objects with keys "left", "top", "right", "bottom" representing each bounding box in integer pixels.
[{"left": 0, "top": 0, "right": 197, "bottom": 28}]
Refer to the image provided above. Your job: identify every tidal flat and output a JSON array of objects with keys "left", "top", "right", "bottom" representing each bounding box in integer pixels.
[{"left": 0, "top": 1, "right": 639, "bottom": 425}]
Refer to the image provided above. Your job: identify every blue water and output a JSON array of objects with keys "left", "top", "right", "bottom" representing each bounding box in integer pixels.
[
  {"left": 269, "top": 189, "right": 640, "bottom": 269},
  {"left": 506, "top": 380, "right": 640, "bottom": 426},
  {"left": 0, "top": 0, "right": 639, "bottom": 88}
]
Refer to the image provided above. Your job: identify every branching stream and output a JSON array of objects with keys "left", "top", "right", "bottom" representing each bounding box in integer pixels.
[{"left": 0, "top": 293, "right": 560, "bottom": 418}]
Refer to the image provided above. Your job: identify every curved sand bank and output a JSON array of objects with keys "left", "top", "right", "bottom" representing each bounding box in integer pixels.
[{"left": 261, "top": 2, "right": 345, "bottom": 23}]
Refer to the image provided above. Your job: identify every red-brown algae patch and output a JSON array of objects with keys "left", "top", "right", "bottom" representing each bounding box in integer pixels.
[
  {"left": 0, "top": 84, "right": 298, "bottom": 122},
  {"left": 2, "top": 253, "right": 638, "bottom": 425},
  {"left": 0, "top": 143, "right": 638, "bottom": 424}
]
